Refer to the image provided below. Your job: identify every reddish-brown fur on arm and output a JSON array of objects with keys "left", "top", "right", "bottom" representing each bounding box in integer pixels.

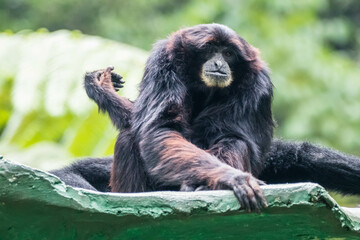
[
  {"left": 149, "top": 131, "right": 235, "bottom": 189},
  {"left": 206, "top": 139, "right": 251, "bottom": 172}
]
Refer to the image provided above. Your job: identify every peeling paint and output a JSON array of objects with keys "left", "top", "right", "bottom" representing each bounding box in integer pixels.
[{"left": 0, "top": 159, "right": 359, "bottom": 239}]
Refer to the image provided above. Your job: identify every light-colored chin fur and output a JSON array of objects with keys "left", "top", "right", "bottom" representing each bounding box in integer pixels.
[{"left": 200, "top": 72, "right": 233, "bottom": 88}]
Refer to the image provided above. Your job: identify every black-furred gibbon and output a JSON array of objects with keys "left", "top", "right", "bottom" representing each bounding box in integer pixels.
[{"left": 51, "top": 24, "right": 360, "bottom": 212}]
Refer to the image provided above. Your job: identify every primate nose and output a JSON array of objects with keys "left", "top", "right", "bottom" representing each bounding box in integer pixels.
[{"left": 214, "top": 60, "right": 223, "bottom": 69}]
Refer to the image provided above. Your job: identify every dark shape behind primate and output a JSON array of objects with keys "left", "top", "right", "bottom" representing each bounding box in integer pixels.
[
  {"left": 52, "top": 141, "right": 360, "bottom": 194},
  {"left": 50, "top": 156, "right": 112, "bottom": 192},
  {"left": 52, "top": 24, "right": 360, "bottom": 211}
]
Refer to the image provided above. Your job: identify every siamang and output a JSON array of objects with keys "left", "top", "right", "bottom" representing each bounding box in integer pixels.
[{"left": 51, "top": 24, "right": 360, "bottom": 212}]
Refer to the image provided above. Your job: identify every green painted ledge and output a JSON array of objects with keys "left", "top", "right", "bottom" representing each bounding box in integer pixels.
[{"left": 0, "top": 158, "right": 360, "bottom": 239}]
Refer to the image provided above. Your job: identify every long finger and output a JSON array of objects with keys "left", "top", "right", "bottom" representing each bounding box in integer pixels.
[
  {"left": 111, "top": 71, "right": 123, "bottom": 80},
  {"left": 249, "top": 179, "right": 267, "bottom": 208},
  {"left": 113, "top": 83, "right": 124, "bottom": 88},
  {"left": 244, "top": 185, "right": 260, "bottom": 213},
  {"left": 233, "top": 185, "right": 250, "bottom": 212}
]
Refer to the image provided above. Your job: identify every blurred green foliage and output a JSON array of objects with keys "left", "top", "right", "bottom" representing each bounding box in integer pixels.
[
  {"left": 0, "top": 0, "right": 359, "bottom": 205},
  {"left": 0, "top": 30, "right": 147, "bottom": 169}
]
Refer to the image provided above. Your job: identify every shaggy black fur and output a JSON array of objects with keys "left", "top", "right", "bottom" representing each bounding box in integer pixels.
[
  {"left": 51, "top": 140, "right": 360, "bottom": 194},
  {"left": 261, "top": 140, "right": 360, "bottom": 194},
  {"left": 50, "top": 157, "right": 112, "bottom": 192},
  {"left": 51, "top": 24, "right": 360, "bottom": 211}
]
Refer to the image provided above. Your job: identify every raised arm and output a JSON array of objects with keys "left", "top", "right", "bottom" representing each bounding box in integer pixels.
[{"left": 84, "top": 67, "right": 133, "bottom": 130}]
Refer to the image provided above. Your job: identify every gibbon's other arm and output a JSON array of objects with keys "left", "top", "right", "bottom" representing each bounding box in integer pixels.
[
  {"left": 84, "top": 67, "right": 133, "bottom": 130},
  {"left": 260, "top": 140, "right": 360, "bottom": 194}
]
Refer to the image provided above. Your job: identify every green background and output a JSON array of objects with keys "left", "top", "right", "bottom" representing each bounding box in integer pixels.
[{"left": 0, "top": 0, "right": 359, "bottom": 206}]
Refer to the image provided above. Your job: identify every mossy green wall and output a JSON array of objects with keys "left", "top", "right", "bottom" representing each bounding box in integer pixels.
[{"left": 0, "top": 159, "right": 359, "bottom": 239}]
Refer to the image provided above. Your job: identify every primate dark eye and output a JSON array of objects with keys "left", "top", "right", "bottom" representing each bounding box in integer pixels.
[{"left": 224, "top": 50, "right": 232, "bottom": 57}]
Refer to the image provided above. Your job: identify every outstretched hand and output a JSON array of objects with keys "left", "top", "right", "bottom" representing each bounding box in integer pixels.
[
  {"left": 95, "top": 66, "right": 125, "bottom": 92},
  {"left": 180, "top": 169, "right": 267, "bottom": 212}
]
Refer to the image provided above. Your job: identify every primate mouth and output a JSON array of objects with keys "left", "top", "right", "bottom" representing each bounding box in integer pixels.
[
  {"left": 201, "top": 71, "right": 233, "bottom": 88},
  {"left": 205, "top": 70, "right": 227, "bottom": 77}
]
